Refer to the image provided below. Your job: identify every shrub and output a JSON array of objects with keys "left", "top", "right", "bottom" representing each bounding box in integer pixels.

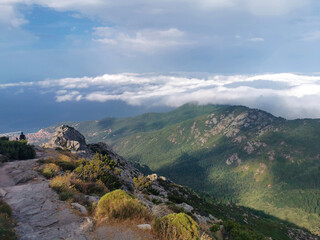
[
  {"left": 0, "top": 140, "right": 35, "bottom": 161},
  {"left": 55, "top": 160, "right": 78, "bottom": 171},
  {"left": 0, "top": 200, "right": 12, "bottom": 217},
  {"left": 209, "top": 224, "right": 220, "bottom": 233},
  {"left": 50, "top": 175, "right": 71, "bottom": 193},
  {"left": 58, "top": 191, "right": 75, "bottom": 201},
  {"left": 168, "top": 193, "right": 187, "bottom": 204},
  {"left": 41, "top": 163, "right": 59, "bottom": 178},
  {"left": 223, "top": 220, "right": 266, "bottom": 240},
  {"left": 154, "top": 213, "right": 200, "bottom": 240},
  {"left": 44, "top": 152, "right": 79, "bottom": 171},
  {"left": 0, "top": 137, "right": 9, "bottom": 141},
  {"left": 96, "top": 189, "right": 152, "bottom": 221},
  {"left": 0, "top": 213, "right": 16, "bottom": 240},
  {"left": 133, "top": 176, "right": 152, "bottom": 191},
  {"left": 0, "top": 200, "right": 16, "bottom": 240},
  {"left": 70, "top": 179, "right": 108, "bottom": 196},
  {"left": 74, "top": 154, "right": 122, "bottom": 191}
]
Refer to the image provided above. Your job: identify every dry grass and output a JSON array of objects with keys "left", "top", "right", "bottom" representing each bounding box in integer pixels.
[
  {"left": 50, "top": 175, "right": 71, "bottom": 193},
  {"left": 41, "top": 150, "right": 80, "bottom": 172},
  {"left": 70, "top": 178, "right": 108, "bottom": 196},
  {"left": 200, "top": 232, "right": 213, "bottom": 240},
  {"left": 41, "top": 163, "right": 59, "bottom": 178},
  {"left": 96, "top": 190, "right": 153, "bottom": 222}
]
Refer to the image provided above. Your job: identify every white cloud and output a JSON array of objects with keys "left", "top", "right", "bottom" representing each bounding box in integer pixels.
[
  {"left": 92, "top": 27, "right": 192, "bottom": 54},
  {"left": 249, "top": 37, "right": 264, "bottom": 42},
  {"left": 56, "top": 91, "right": 80, "bottom": 102},
  {"left": 2, "top": 72, "right": 320, "bottom": 119}
]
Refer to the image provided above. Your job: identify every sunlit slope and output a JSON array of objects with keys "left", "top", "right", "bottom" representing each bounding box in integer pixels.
[{"left": 71, "top": 104, "right": 320, "bottom": 235}]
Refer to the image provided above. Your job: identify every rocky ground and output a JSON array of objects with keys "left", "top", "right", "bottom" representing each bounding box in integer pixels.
[{"left": 0, "top": 150, "right": 154, "bottom": 240}]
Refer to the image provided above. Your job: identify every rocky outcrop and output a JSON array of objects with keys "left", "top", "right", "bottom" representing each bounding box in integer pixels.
[{"left": 42, "top": 125, "right": 87, "bottom": 151}]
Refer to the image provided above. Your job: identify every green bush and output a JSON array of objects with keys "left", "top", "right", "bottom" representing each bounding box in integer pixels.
[
  {"left": 168, "top": 193, "right": 187, "bottom": 204},
  {"left": 223, "top": 220, "right": 266, "bottom": 240},
  {"left": 0, "top": 200, "right": 16, "bottom": 240},
  {"left": 133, "top": 175, "right": 152, "bottom": 191},
  {"left": 209, "top": 224, "right": 220, "bottom": 233},
  {"left": 96, "top": 189, "right": 152, "bottom": 221},
  {"left": 55, "top": 160, "right": 78, "bottom": 171},
  {"left": 0, "top": 139, "right": 35, "bottom": 161},
  {"left": 58, "top": 191, "right": 75, "bottom": 201},
  {"left": 154, "top": 213, "right": 200, "bottom": 240},
  {"left": 0, "top": 200, "right": 12, "bottom": 217},
  {"left": 74, "top": 154, "right": 122, "bottom": 190}
]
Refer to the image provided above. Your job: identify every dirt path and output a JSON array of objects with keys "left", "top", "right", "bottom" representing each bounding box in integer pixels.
[{"left": 0, "top": 153, "right": 155, "bottom": 240}]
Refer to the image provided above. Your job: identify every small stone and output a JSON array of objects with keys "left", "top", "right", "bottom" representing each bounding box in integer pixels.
[
  {"left": 137, "top": 224, "right": 152, "bottom": 230},
  {"left": 0, "top": 188, "right": 7, "bottom": 198},
  {"left": 159, "top": 176, "right": 167, "bottom": 181},
  {"left": 71, "top": 203, "right": 87, "bottom": 215},
  {"left": 147, "top": 174, "right": 158, "bottom": 181}
]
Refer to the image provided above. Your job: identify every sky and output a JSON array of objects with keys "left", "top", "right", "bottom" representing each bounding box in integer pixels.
[{"left": 1, "top": 0, "right": 320, "bottom": 133}]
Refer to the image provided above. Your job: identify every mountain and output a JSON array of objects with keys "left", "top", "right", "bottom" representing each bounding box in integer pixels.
[
  {"left": 3, "top": 125, "right": 318, "bottom": 240},
  {"left": 31, "top": 103, "right": 320, "bottom": 235}
]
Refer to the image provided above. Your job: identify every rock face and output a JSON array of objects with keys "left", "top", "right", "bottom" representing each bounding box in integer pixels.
[{"left": 43, "top": 125, "right": 87, "bottom": 151}]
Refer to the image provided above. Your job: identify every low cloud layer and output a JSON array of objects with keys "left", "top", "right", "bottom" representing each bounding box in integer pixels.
[{"left": 2, "top": 72, "right": 320, "bottom": 119}]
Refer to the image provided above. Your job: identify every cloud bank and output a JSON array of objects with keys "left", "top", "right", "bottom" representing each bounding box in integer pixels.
[{"left": 2, "top": 72, "right": 320, "bottom": 119}]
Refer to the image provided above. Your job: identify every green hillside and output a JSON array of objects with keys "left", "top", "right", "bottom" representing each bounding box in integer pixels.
[{"left": 67, "top": 103, "right": 320, "bottom": 235}]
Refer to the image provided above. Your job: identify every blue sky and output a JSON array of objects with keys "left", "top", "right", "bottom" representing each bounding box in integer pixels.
[{"left": 1, "top": 0, "right": 320, "bottom": 133}]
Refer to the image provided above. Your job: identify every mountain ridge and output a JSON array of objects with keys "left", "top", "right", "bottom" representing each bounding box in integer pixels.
[{"left": 18, "top": 103, "right": 320, "bottom": 235}]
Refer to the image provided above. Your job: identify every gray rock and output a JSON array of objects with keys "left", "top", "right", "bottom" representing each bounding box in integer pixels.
[
  {"left": 71, "top": 202, "right": 88, "bottom": 214},
  {"left": 0, "top": 188, "right": 7, "bottom": 198},
  {"left": 177, "top": 202, "right": 194, "bottom": 213},
  {"left": 42, "top": 125, "right": 87, "bottom": 151},
  {"left": 137, "top": 224, "right": 152, "bottom": 230},
  {"left": 147, "top": 174, "right": 158, "bottom": 181}
]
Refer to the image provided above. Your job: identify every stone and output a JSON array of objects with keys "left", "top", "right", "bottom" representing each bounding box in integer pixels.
[
  {"left": 42, "top": 125, "right": 87, "bottom": 151},
  {"left": 86, "top": 195, "right": 100, "bottom": 204},
  {"left": 226, "top": 153, "right": 242, "bottom": 166},
  {"left": 177, "top": 202, "right": 194, "bottom": 213},
  {"left": 0, "top": 188, "right": 7, "bottom": 198},
  {"left": 147, "top": 173, "right": 158, "bottom": 181},
  {"left": 137, "top": 224, "right": 152, "bottom": 230},
  {"left": 71, "top": 203, "right": 88, "bottom": 215},
  {"left": 159, "top": 176, "right": 167, "bottom": 181}
]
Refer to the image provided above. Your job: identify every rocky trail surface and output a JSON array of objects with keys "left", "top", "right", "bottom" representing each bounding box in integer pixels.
[{"left": 0, "top": 151, "right": 153, "bottom": 240}]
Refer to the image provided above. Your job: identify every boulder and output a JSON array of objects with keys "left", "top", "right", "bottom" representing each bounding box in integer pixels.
[
  {"left": 71, "top": 203, "right": 88, "bottom": 214},
  {"left": 42, "top": 125, "right": 87, "bottom": 151},
  {"left": 137, "top": 224, "right": 152, "bottom": 230},
  {"left": 177, "top": 203, "right": 194, "bottom": 213},
  {"left": 0, "top": 188, "right": 7, "bottom": 198},
  {"left": 147, "top": 174, "right": 158, "bottom": 181}
]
